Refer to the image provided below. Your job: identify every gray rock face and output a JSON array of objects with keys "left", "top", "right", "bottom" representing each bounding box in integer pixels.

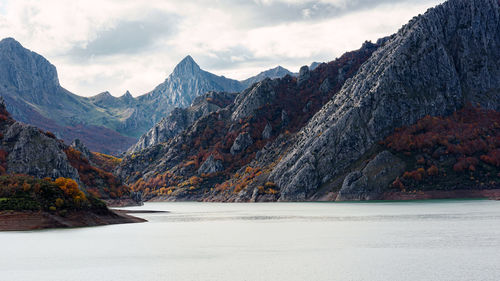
[
  {"left": 198, "top": 155, "right": 224, "bottom": 175},
  {"left": 270, "top": 0, "right": 500, "bottom": 201},
  {"left": 230, "top": 132, "right": 253, "bottom": 155},
  {"left": 336, "top": 151, "right": 405, "bottom": 201},
  {"left": 127, "top": 91, "right": 236, "bottom": 154},
  {"left": 2, "top": 122, "right": 80, "bottom": 181},
  {"left": 231, "top": 78, "right": 279, "bottom": 122},
  {"left": 262, "top": 123, "right": 272, "bottom": 139},
  {"left": 71, "top": 138, "right": 91, "bottom": 159}
]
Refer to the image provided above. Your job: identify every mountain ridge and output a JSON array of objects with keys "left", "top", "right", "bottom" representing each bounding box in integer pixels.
[{"left": 116, "top": 0, "right": 500, "bottom": 203}]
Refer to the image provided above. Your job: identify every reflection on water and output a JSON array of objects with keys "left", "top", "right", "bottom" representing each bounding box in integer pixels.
[{"left": 1, "top": 200, "right": 500, "bottom": 281}]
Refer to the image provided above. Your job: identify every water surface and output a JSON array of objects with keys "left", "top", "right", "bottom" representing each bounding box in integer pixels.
[{"left": 1, "top": 200, "right": 500, "bottom": 281}]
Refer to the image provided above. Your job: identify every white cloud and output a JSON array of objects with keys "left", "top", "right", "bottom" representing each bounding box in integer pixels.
[{"left": 0, "top": 0, "right": 445, "bottom": 97}]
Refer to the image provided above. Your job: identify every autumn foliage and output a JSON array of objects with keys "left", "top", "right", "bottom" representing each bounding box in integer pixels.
[
  {"left": 0, "top": 174, "right": 105, "bottom": 212},
  {"left": 383, "top": 105, "right": 500, "bottom": 191},
  {"left": 64, "top": 147, "right": 129, "bottom": 199}
]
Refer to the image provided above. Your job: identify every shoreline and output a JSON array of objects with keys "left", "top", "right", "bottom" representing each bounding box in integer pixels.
[{"left": 0, "top": 209, "right": 146, "bottom": 232}]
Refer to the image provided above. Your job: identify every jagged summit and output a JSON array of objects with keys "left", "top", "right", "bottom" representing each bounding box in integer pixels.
[
  {"left": 171, "top": 55, "right": 201, "bottom": 77},
  {"left": 121, "top": 90, "right": 134, "bottom": 100}
]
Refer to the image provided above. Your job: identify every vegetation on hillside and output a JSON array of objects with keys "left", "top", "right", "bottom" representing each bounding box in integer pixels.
[
  {"left": 64, "top": 147, "right": 129, "bottom": 199},
  {"left": 0, "top": 174, "right": 106, "bottom": 213},
  {"left": 382, "top": 105, "right": 500, "bottom": 192}
]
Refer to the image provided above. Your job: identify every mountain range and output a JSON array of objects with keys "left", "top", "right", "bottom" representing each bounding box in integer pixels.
[
  {"left": 0, "top": 39, "right": 293, "bottom": 154},
  {"left": 0, "top": 0, "right": 499, "bottom": 205},
  {"left": 117, "top": 0, "right": 500, "bottom": 202}
]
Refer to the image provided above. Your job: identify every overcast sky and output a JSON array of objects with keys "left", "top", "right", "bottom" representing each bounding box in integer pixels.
[{"left": 0, "top": 0, "right": 444, "bottom": 97}]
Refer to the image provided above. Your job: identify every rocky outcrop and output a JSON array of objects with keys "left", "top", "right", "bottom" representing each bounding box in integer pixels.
[
  {"left": 297, "top": 66, "right": 310, "bottom": 85},
  {"left": 270, "top": 0, "right": 500, "bottom": 201},
  {"left": 231, "top": 78, "right": 279, "bottom": 122},
  {"left": 71, "top": 138, "right": 91, "bottom": 159},
  {"left": 1, "top": 122, "right": 80, "bottom": 181},
  {"left": 198, "top": 155, "right": 224, "bottom": 175},
  {"left": 127, "top": 91, "right": 236, "bottom": 154},
  {"left": 230, "top": 132, "right": 253, "bottom": 155},
  {"left": 262, "top": 123, "right": 272, "bottom": 139},
  {"left": 336, "top": 151, "right": 405, "bottom": 201}
]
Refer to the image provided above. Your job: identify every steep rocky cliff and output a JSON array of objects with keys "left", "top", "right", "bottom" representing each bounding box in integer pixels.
[{"left": 269, "top": 0, "right": 500, "bottom": 200}]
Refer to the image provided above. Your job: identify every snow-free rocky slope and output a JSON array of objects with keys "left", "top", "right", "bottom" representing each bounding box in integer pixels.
[
  {"left": 117, "top": 0, "right": 500, "bottom": 202},
  {"left": 270, "top": 0, "right": 500, "bottom": 200},
  {"left": 0, "top": 39, "right": 292, "bottom": 154}
]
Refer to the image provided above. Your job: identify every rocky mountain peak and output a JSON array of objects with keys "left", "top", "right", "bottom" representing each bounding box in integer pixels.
[
  {"left": 0, "top": 37, "right": 60, "bottom": 93},
  {"left": 0, "top": 37, "right": 23, "bottom": 49},
  {"left": 171, "top": 55, "right": 201, "bottom": 77}
]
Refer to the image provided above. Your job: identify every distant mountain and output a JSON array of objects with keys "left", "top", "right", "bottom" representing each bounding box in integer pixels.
[
  {"left": 109, "top": 55, "right": 245, "bottom": 138},
  {"left": 0, "top": 38, "right": 136, "bottom": 155},
  {"left": 0, "top": 39, "right": 293, "bottom": 154},
  {"left": 240, "top": 66, "right": 294, "bottom": 88}
]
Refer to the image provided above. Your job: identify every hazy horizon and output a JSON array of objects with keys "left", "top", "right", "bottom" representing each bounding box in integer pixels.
[{"left": 0, "top": 0, "right": 444, "bottom": 97}]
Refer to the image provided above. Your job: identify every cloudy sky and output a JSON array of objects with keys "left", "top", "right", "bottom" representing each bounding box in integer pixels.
[{"left": 0, "top": 0, "right": 444, "bottom": 97}]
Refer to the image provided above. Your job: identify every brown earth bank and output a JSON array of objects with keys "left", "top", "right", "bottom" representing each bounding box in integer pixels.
[
  {"left": 380, "top": 189, "right": 500, "bottom": 201},
  {"left": 0, "top": 209, "right": 145, "bottom": 231}
]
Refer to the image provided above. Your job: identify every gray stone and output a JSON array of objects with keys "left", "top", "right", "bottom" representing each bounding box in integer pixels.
[
  {"left": 230, "top": 132, "right": 254, "bottom": 155},
  {"left": 336, "top": 151, "right": 406, "bottom": 201},
  {"left": 262, "top": 123, "right": 272, "bottom": 139},
  {"left": 2, "top": 122, "right": 80, "bottom": 181},
  {"left": 198, "top": 155, "right": 224, "bottom": 175}
]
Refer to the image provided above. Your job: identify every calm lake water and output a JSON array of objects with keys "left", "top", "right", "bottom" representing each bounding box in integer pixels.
[{"left": 1, "top": 200, "right": 500, "bottom": 281}]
